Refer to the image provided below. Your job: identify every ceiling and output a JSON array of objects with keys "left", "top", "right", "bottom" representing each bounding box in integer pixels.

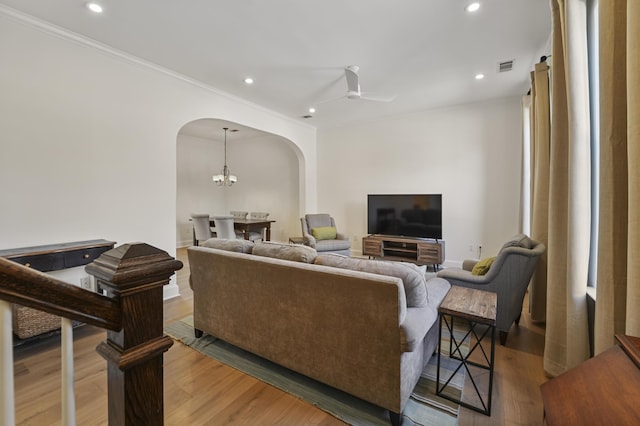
[{"left": 0, "top": 0, "right": 551, "bottom": 129}]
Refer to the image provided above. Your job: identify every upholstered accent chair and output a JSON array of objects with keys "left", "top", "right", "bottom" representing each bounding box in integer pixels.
[
  {"left": 190, "top": 213, "right": 213, "bottom": 245},
  {"left": 436, "top": 233, "right": 546, "bottom": 345},
  {"left": 213, "top": 215, "right": 238, "bottom": 239},
  {"left": 300, "top": 213, "right": 351, "bottom": 256}
]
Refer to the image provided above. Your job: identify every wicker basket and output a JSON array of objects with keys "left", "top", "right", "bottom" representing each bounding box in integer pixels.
[{"left": 12, "top": 304, "right": 62, "bottom": 339}]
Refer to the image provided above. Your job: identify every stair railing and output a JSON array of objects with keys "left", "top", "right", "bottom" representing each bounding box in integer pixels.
[{"left": 0, "top": 243, "right": 182, "bottom": 425}]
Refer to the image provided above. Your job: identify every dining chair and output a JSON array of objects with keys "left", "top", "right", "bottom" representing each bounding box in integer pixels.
[
  {"left": 248, "top": 212, "right": 270, "bottom": 241},
  {"left": 213, "top": 216, "right": 238, "bottom": 239},
  {"left": 229, "top": 211, "right": 249, "bottom": 238},
  {"left": 230, "top": 211, "right": 248, "bottom": 219},
  {"left": 190, "top": 213, "right": 213, "bottom": 245}
]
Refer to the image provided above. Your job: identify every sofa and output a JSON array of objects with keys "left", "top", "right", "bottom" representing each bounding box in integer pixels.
[{"left": 187, "top": 239, "right": 450, "bottom": 424}]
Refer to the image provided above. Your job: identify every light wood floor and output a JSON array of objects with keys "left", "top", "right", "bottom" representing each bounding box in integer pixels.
[{"left": 13, "top": 248, "right": 547, "bottom": 425}]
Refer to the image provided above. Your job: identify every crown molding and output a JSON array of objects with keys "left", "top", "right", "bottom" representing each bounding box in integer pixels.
[{"left": 0, "top": 5, "right": 315, "bottom": 132}]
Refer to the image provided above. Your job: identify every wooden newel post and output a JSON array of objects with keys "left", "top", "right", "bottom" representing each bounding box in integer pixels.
[{"left": 85, "top": 243, "right": 183, "bottom": 426}]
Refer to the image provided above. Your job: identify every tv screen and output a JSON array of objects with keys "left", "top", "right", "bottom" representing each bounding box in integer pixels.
[{"left": 367, "top": 194, "right": 442, "bottom": 239}]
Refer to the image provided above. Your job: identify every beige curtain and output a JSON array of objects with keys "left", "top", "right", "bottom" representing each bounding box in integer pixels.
[
  {"left": 529, "top": 63, "right": 550, "bottom": 324},
  {"left": 594, "top": 0, "right": 640, "bottom": 354},
  {"left": 542, "top": 0, "right": 592, "bottom": 377}
]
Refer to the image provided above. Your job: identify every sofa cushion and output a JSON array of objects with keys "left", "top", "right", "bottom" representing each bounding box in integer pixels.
[
  {"left": 471, "top": 256, "right": 495, "bottom": 275},
  {"left": 315, "top": 239, "right": 351, "bottom": 252},
  {"left": 203, "top": 238, "right": 254, "bottom": 253},
  {"left": 314, "top": 254, "right": 428, "bottom": 307},
  {"left": 311, "top": 226, "right": 337, "bottom": 240},
  {"left": 252, "top": 241, "right": 318, "bottom": 263}
]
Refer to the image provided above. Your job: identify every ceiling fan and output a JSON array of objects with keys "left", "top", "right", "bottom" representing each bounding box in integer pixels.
[{"left": 315, "top": 65, "right": 396, "bottom": 106}]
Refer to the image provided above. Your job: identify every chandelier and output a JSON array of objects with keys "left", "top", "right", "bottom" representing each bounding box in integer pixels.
[{"left": 213, "top": 127, "right": 237, "bottom": 186}]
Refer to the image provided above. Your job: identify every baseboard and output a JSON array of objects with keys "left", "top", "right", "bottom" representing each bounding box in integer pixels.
[{"left": 163, "top": 277, "right": 180, "bottom": 300}]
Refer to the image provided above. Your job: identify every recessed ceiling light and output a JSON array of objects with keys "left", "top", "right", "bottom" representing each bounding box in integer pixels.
[
  {"left": 243, "top": 77, "right": 254, "bottom": 85},
  {"left": 86, "top": 2, "right": 103, "bottom": 13},
  {"left": 466, "top": 2, "right": 480, "bottom": 13},
  {"left": 475, "top": 73, "right": 485, "bottom": 80},
  {"left": 308, "top": 107, "right": 316, "bottom": 114}
]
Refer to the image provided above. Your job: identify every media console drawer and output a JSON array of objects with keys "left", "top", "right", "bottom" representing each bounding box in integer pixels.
[{"left": 363, "top": 238, "right": 382, "bottom": 256}]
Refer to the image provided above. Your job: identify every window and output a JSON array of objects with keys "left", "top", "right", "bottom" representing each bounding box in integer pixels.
[{"left": 587, "top": 0, "right": 599, "bottom": 289}]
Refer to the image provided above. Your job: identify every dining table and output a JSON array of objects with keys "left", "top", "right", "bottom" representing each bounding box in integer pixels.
[
  {"left": 190, "top": 216, "right": 276, "bottom": 245},
  {"left": 222, "top": 218, "right": 276, "bottom": 241}
]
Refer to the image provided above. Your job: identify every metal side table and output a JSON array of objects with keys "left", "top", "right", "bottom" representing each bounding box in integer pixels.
[{"left": 436, "top": 285, "right": 497, "bottom": 416}]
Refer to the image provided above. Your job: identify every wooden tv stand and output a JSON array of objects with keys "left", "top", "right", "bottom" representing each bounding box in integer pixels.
[{"left": 362, "top": 235, "right": 445, "bottom": 269}]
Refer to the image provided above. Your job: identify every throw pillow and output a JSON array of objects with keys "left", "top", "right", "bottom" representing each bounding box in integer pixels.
[
  {"left": 252, "top": 241, "right": 317, "bottom": 263},
  {"left": 471, "top": 256, "right": 496, "bottom": 276},
  {"left": 311, "top": 226, "right": 337, "bottom": 240},
  {"left": 401, "top": 262, "right": 427, "bottom": 276},
  {"left": 314, "top": 254, "right": 428, "bottom": 307},
  {"left": 203, "top": 238, "right": 254, "bottom": 254}
]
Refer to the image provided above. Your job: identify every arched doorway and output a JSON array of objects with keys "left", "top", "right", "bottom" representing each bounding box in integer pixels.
[{"left": 176, "top": 118, "right": 303, "bottom": 247}]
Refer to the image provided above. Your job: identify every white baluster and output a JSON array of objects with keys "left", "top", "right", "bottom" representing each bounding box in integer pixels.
[
  {"left": 0, "top": 300, "right": 15, "bottom": 426},
  {"left": 61, "top": 317, "right": 76, "bottom": 426}
]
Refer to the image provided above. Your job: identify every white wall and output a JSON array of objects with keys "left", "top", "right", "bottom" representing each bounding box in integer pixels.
[
  {"left": 176, "top": 132, "right": 300, "bottom": 246},
  {"left": 0, "top": 11, "right": 316, "bottom": 296},
  {"left": 0, "top": 8, "right": 525, "bottom": 278},
  {"left": 317, "top": 97, "right": 524, "bottom": 264}
]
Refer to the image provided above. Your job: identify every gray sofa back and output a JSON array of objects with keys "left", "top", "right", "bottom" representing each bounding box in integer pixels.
[{"left": 187, "top": 245, "right": 448, "bottom": 414}]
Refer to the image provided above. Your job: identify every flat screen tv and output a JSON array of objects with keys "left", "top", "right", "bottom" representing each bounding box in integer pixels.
[{"left": 367, "top": 194, "right": 442, "bottom": 240}]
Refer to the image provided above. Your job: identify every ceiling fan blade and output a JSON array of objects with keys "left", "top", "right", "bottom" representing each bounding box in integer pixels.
[
  {"left": 344, "top": 65, "right": 360, "bottom": 93},
  {"left": 359, "top": 92, "right": 397, "bottom": 102},
  {"left": 313, "top": 94, "right": 347, "bottom": 105}
]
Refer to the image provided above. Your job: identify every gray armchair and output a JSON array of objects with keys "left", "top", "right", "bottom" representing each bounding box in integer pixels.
[
  {"left": 436, "top": 233, "right": 545, "bottom": 345},
  {"left": 300, "top": 214, "right": 351, "bottom": 256}
]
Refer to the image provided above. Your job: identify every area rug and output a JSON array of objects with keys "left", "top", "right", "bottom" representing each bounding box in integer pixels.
[{"left": 164, "top": 316, "right": 467, "bottom": 426}]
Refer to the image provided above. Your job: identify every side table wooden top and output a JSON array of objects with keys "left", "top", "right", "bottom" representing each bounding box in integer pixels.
[{"left": 439, "top": 286, "right": 497, "bottom": 325}]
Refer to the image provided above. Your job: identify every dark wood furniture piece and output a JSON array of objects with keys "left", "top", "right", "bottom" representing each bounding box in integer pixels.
[
  {"left": 437, "top": 285, "right": 497, "bottom": 416},
  {"left": 362, "top": 234, "right": 445, "bottom": 269},
  {"left": 0, "top": 239, "right": 115, "bottom": 340},
  {"left": 540, "top": 334, "right": 640, "bottom": 425},
  {"left": 0, "top": 239, "right": 116, "bottom": 272}
]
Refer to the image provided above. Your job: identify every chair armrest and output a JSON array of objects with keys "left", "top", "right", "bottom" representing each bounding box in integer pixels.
[
  {"left": 462, "top": 259, "right": 479, "bottom": 272},
  {"left": 437, "top": 267, "right": 491, "bottom": 285},
  {"left": 303, "top": 233, "right": 317, "bottom": 247}
]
